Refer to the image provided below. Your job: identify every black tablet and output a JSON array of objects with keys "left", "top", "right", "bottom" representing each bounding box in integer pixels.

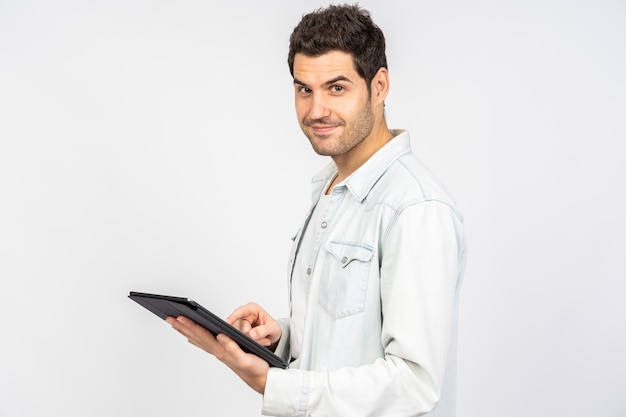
[{"left": 128, "top": 291, "right": 288, "bottom": 369}]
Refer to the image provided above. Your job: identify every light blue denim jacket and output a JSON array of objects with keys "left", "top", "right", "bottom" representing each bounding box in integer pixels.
[{"left": 262, "top": 130, "right": 467, "bottom": 417}]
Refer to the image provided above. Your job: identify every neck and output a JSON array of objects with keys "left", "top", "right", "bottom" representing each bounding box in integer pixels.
[{"left": 332, "top": 120, "right": 393, "bottom": 183}]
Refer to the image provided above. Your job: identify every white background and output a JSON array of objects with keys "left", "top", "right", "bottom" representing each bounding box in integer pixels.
[{"left": 1, "top": 1, "right": 625, "bottom": 416}]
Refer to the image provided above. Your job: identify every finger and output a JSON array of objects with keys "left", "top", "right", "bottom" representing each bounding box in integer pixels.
[
  {"left": 215, "top": 333, "right": 253, "bottom": 366},
  {"left": 166, "top": 316, "right": 224, "bottom": 354},
  {"left": 232, "top": 319, "right": 252, "bottom": 334},
  {"left": 166, "top": 316, "right": 198, "bottom": 340},
  {"left": 249, "top": 322, "right": 281, "bottom": 345},
  {"left": 249, "top": 323, "right": 266, "bottom": 338},
  {"left": 225, "top": 302, "right": 261, "bottom": 325},
  {"left": 167, "top": 315, "right": 197, "bottom": 334}
]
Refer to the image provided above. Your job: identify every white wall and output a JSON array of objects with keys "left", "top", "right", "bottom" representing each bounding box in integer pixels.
[{"left": 1, "top": 1, "right": 624, "bottom": 416}]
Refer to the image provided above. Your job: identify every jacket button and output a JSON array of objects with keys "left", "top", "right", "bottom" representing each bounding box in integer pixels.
[
  {"left": 306, "top": 267, "right": 312, "bottom": 275},
  {"left": 341, "top": 257, "right": 348, "bottom": 264},
  {"left": 321, "top": 221, "right": 328, "bottom": 228}
]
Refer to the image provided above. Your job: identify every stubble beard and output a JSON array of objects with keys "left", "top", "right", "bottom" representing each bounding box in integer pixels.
[{"left": 303, "top": 100, "right": 375, "bottom": 157}]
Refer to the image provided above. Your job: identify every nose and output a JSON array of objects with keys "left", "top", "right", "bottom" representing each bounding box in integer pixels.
[{"left": 308, "top": 92, "right": 331, "bottom": 120}]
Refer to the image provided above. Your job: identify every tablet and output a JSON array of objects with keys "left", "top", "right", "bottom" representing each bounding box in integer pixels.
[{"left": 128, "top": 291, "right": 288, "bottom": 369}]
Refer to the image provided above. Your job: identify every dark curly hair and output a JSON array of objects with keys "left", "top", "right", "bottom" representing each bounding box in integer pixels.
[{"left": 288, "top": 4, "right": 388, "bottom": 91}]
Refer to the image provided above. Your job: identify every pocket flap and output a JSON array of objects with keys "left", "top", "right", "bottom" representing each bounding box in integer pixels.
[{"left": 324, "top": 240, "right": 374, "bottom": 268}]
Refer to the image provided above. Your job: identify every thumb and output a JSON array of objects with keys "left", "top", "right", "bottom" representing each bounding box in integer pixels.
[
  {"left": 249, "top": 324, "right": 278, "bottom": 346},
  {"left": 249, "top": 325, "right": 266, "bottom": 340},
  {"left": 216, "top": 333, "right": 233, "bottom": 346}
]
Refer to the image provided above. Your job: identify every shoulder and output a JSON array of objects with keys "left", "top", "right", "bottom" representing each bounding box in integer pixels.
[{"left": 368, "top": 152, "right": 462, "bottom": 220}]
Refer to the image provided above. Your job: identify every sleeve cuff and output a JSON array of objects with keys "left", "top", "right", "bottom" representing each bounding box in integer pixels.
[
  {"left": 273, "top": 318, "right": 291, "bottom": 361},
  {"left": 262, "top": 367, "right": 308, "bottom": 417}
]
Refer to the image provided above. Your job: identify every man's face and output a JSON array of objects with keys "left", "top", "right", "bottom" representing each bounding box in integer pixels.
[{"left": 293, "top": 51, "right": 374, "bottom": 159}]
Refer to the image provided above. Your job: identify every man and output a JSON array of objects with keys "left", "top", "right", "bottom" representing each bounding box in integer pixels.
[{"left": 167, "top": 4, "right": 466, "bottom": 416}]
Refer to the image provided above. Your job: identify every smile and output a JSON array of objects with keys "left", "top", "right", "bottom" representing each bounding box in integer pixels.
[{"left": 310, "top": 125, "right": 339, "bottom": 135}]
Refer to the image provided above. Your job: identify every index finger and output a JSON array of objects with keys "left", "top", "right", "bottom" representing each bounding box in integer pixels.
[{"left": 225, "top": 302, "right": 261, "bottom": 325}]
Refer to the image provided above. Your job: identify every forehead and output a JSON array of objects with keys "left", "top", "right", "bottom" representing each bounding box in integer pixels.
[{"left": 293, "top": 51, "right": 361, "bottom": 84}]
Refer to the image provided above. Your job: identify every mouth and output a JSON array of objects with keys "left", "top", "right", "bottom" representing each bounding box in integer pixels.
[{"left": 310, "top": 125, "right": 338, "bottom": 136}]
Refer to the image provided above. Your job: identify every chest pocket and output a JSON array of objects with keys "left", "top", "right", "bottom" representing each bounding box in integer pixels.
[{"left": 318, "top": 240, "right": 374, "bottom": 319}]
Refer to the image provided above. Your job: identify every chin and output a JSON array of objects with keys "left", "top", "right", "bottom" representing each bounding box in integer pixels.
[{"left": 308, "top": 141, "right": 335, "bottom": 157}]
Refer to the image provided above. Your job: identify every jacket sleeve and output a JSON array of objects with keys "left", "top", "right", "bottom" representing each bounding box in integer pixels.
[
  {"left": 262, "top": 201, "right": 466, "bottom": 417},
  {"left": 273, "top": 317, "right": 291, "bottom": 362}
]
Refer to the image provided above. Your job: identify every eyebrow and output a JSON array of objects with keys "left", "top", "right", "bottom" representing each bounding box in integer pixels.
[{"left": 293, "top": 75, "right": 354, "bottom": 88}]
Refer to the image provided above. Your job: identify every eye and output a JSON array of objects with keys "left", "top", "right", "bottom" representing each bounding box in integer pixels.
[
  {"left": 297, "top": 85, "right": 312, "bottom": 94},
  {"left": 331, "top": 85, "right": 345, "bottom": 92}
]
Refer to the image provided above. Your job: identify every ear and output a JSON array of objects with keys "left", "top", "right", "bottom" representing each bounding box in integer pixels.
[{"left": 370, "top": 67, "right": 390, "bottom": 105}]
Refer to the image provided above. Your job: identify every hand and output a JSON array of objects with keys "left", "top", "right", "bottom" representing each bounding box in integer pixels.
[
  {"left": 166, "top": 315, "right": 270, "bottom": 394},
  {"left": 226, "top": 302, "right": 282, "bottom": 350}
]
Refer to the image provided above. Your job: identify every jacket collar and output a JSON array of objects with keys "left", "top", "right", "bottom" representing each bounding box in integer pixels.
[{"left": 310, "top": 129, "right": 411, "bottom": 204}]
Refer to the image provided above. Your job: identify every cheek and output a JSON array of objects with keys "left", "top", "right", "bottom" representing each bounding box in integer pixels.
[
  {"left": 336, "top": 102, "right": 361, "bottom": 123},
  {"left": 294, "top": 100, "right": 308, "bottom": 121},
  {"left": 338, "top": 93, "right": 367, "bottom": 114}
]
